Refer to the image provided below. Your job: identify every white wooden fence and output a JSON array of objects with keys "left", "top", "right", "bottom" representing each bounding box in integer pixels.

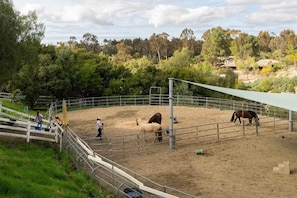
[{"left": 0, "top": 103, "right": 63, "bottom": 150}]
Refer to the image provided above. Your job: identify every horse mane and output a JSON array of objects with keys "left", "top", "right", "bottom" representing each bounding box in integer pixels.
[{"left": 247, "top": 110, "right": 258, "bottom": 118}]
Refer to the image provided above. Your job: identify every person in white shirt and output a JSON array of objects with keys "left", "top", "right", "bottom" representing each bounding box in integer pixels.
[{"left": 96, "top": 117, "right": 103, "bottom": 140}]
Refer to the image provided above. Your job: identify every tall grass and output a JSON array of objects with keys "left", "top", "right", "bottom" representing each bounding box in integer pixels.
[{"left": 0, "top": 140, "right": 115, "bottom": 198}]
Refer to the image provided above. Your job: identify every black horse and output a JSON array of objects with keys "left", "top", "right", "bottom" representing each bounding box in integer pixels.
[
  {"left": 230, "top": 110, "right": 260, "bottom": 126},
  {"left": 148, "top": 112, "right": 162, "bottom": 124},
  {"left": 148, "top": 112, "right": 162, "bottom": 141}
]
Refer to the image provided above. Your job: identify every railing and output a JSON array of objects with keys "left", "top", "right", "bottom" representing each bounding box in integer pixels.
[
  {"left": 51, "top": 94, "right": 290, "bottom": 116},
  {"left": 0, "top": 91, "right": 53, "bottom": 106},
  {"left": 0, "top": 103, "right": 63, "bottom": 150},
  {"left": 50, "top": 95, "right": 297, "bottom": 159},
  {"left": 77, "top": 115, "right": 291, "bottom": 159},
  {"left": 63, "top": 127, "right": 196, "bottom": 198}
]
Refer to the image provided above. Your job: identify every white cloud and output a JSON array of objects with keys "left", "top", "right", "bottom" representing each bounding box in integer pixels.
[
  {"left": 146, "top": 5, "right": 244, "bottom": 27},
  {"left": 12, "top": 0, "right": 297, "bottom": 44},
  {"left": 226, "top": 0, "right": 280, "bottom": 4},
  {"left": 243, "top": 1, "right": 297, "bottom": 24}
]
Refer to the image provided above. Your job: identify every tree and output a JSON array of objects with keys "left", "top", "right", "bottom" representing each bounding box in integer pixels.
[
  {"left": 0, "top": 0, "right": 22, "bottom": 87},
  {"left": 15, "top": 63, "right": 40, "bottom": 108},
  {"left": 201, "top": 27, "right": 231, "bottom": 66},
  {"left": 149, "top": 32, "right": 169, "bottom": 62},
  {"left": 1, "top": 2, "right": 45, "bottom": 106},
  {"left": 113, "top": 42, "right": 132, "bottom": 65},
  {"left": 257, "top": 31, "right": 271, "bottom": 52},
  {"left": 180, "top": 28, "right": 195, "bottom": 51},
  {"left": 160, "top": 47, "right": 194, "bottom": 69},
  {"left": 80, "top": 33, "right": 100, "bottom": 52}
]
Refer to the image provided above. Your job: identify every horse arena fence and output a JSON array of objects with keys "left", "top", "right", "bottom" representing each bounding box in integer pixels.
[
  {"left": 52, "top": 95, "right": 296, "bottom": 197},
  {"left": 1, "top": 94, "right": 297, "bottom": 198}
]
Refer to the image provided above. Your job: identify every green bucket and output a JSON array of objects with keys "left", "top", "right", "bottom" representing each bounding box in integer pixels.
[{"left": 195, "top": 149, "right": 204, "bottom": 155}]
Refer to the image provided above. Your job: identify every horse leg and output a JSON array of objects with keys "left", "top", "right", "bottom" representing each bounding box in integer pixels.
[
  {"left": 234, "top": 117, "right": 237, "bottom": 123},
  {"left": 144, "top": 132, "right": 148, "bottom": 143},
  {"left": 238, "top": 117, "right": 241, "bottom": 124},
  {"left": 154, "top": 131, "right": 162, "bottom": 143},
  {"left": 246, "top": 118, "right": 251, "bottom": 126}
]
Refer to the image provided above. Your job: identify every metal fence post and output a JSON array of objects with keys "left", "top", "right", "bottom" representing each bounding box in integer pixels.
[
  {"left": 216, "top": 123, "right": 219, "bottom": 142},
  {"left": 242, "top": 120, "right": 245, "bottom": 136},
  {"left": 169, "top": 78, "right": 175, "bottom": 149}
]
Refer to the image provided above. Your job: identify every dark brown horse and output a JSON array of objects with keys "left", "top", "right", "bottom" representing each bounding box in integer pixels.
[
  {"left": 148, "top": 112, "right": 162, "bottom": 141},
  {"left": 148, "top": 112, "right": 162, "bottom": 124},
  {"left": 230, "top": 110, "right": 260, "bottom": 126}
]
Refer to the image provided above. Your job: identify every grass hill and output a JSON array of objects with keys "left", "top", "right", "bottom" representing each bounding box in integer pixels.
[
  {"left": 0, "top": 99, "right": 115, "bottom": 198},
  {"left": 0, "top": 139, "right": 115, "bottom": 197}
]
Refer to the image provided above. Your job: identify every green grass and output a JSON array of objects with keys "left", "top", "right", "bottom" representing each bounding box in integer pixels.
[
  {"left": 0, "top": 100, "right": 116, "bottom": 197},
  {"left": 0, "top": 140, "right": 115, "bottom": 198},
  {"left": 0, "top": 99, "right": 47, "bottom": 118}
]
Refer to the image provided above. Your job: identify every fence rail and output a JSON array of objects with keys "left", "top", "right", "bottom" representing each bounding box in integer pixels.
[
  {"left": 0, "top": 103, "right": 63, "bottom": 149},
  {"left": 50, "top": 95, "right": 295, "bottom": 120},
  {"left": 63, "top": 127, "right": 195, "bottom": 198}
]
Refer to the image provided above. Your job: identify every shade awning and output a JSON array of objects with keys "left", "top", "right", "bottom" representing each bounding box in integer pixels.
[{"left": 177, "top": 79, "right": 297, "bottom": 112}]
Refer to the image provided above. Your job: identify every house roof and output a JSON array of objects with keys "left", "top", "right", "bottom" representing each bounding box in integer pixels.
[{"left": 257, "top": 59, "right": 279, "bottom": 67}]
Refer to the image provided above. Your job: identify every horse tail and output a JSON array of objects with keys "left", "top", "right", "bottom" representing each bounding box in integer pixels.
[{"left": 230, "top": 112, "right": 236, "bottom": 122}]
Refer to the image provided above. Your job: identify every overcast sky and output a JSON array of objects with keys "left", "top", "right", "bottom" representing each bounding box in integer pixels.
[{"left": 13, "top": 0, "right": 297, "bottom": 45}]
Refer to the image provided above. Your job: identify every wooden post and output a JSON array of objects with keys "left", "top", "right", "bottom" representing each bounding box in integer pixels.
[{"left": 27, "top": 121, "right": 31, "bottom": 143}]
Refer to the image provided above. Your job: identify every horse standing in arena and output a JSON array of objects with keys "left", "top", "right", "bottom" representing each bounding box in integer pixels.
[
  {"left": 136, "top": 118, "right": 162, "bottom": 143},
  {"left": 148, "top": 112, "right": 162, "bottom": 124},
  {"left": 230, "top": 110, "right": 260, "bottom": 126}
]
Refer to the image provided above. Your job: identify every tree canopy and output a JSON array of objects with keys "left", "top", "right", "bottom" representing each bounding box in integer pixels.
[{"left": 1, "top": 1, "right": 297, "bottom": 107}]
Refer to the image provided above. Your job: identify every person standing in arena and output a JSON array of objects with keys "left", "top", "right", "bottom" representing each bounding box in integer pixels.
[{"left": 96, "top": 117, "right": 103, "bottom": 140}]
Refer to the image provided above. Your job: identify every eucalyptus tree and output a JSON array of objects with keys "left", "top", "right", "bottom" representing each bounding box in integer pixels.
[
  {"left": 180, "top": 28, "right": 196, "bottom": 51},
  {"left": 231, "top": 33, "right": 258, "bottom": 79},
  {"left": 149, "top": 32, "right": 169, "bottom": 62},
  {"left": 257, "top": 31, "right": 271, "bottom": 53},
  {"left": 201, "top": 26, "right": 231, "bottom": 66},
  {"left": 102, "top": 39, "right": 118, "bottom": 56},
  {"left": 79, "top": 33, "right": 100, "bottom": 53},
  {"left": 131, "top": 37, "right": 150, "bottom": 58},
  {"left": 231, "top": 33, "right": 259, "bottom": 59}
]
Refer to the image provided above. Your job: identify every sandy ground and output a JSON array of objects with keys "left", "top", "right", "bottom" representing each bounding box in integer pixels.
[{"left": 66, "top": 106, "right": 297, "bottom": 198}]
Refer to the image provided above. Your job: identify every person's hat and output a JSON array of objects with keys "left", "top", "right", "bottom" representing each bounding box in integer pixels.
[{"left": 97, "top": 117, "right": 101, "bottom": 120}]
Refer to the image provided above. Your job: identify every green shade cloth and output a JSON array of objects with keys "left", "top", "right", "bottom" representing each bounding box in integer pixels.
[{"left": 177, "top": 79, "right": 297, "bottom": 111}]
